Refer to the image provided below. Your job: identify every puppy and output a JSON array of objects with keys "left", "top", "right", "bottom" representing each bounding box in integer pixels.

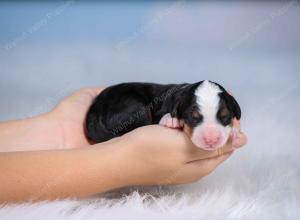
[{"left": 85, "top": 80, "right": 241, "bottom": 150}]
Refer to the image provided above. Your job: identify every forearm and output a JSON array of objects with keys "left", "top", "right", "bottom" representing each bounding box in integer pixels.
[
  {"left": 0, "top": 113, "right": 62, "bottom": 152},
  {"left": 0, "top": 139, "right": 128, "bottom": 203}
]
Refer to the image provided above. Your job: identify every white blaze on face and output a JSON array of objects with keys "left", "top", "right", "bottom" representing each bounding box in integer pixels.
[{"left": 191, "top": 80, "right": 232, "bottom": 150}]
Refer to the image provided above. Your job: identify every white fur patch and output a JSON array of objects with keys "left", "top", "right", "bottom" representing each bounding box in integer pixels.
[{"left": 195, "top": 80, "right": 222, "bottom": 123}]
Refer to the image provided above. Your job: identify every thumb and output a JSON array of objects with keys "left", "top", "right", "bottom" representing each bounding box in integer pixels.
[
  {"left": 185, "top": 151, "right": 233, "bottom": 179},
  {"left": 203, "top": 151, "right": 233, "bottom": 170}
]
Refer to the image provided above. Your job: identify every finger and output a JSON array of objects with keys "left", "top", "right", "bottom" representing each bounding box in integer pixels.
[
  {"left": 227, "top": 90, "right": 234, "bottom": 96},
  {"left": 201, "top": 151, "right": 233, "bottom": 169},
  {"left": 185, "top": 152, "right": 233, "bottom": 178},
  {"left": 202, "top": 151, "right": 233, "bottom": 174},
  {"left": 82, "top": 87, "right": 104, "bottom": 95},
  {"left": 82, "top": 87, "right": 103, "bottom": 97},
  {"left": 187, "top": 140, "right": 234, "bottom": 162},
  {"left": 90, "top": 87, "right": 104, "bottom": 96},
  {"left": 232, "top": 118, "right": 241, "bottom": 131},
  {"left": 208, "top": 151, "right": 233, "bottom": 168},
  {"left": 231, "top": 118, "right": 247, "bottom": 148},
  {"left": 232, "top": 132, "right": 247, "bottom": 149}
]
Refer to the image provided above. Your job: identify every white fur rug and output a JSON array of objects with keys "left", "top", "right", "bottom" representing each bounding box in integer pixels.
[{"left": 1, "top": 97, "right": 299, "bottom": 220}]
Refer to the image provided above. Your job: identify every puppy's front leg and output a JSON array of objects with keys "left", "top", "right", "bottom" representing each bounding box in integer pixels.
[{"left": 159, "top": 113, "right": 183, "bottom": 129}]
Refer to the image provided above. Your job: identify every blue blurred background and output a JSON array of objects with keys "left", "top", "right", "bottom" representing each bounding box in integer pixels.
[{"left": 0, "top": 0, "right": 299, "bottom": 126}]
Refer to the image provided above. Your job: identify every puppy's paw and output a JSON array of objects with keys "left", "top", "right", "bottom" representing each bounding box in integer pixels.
[{"left": 159, "top": 113, "right": 183, "bottom": 129}]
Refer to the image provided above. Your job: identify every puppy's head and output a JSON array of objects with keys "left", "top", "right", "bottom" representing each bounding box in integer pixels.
[{"left": 172, "top": 80, "right": 241, "bottom": 150}]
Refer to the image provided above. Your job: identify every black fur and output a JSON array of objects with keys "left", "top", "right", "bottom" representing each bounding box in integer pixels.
[
  {"left": 211, "top": 81, "right": 241, "bottom": 121},
  {"left": 85, "top": 81, "right": 241, "bottom": 143}
]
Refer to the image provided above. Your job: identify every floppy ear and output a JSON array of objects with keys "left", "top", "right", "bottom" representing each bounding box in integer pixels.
[
  {"left": 223, "top": 92, "right": 242, "bottom": 120},
  {"left": 170, "top": 83, "right": 200, "bottom": 119}
]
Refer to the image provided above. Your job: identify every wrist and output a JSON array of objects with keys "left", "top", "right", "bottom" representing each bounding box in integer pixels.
[
  {"left": 0, "top": 113, "right": 64, "bottom": 152},
  {"left": 26, "top": 112, "right": 65, "bottom": 150},
  {"left": 110, "top": 134, "right": 152, "bottom": 186},
  {"left": 88, "top": 139, "right": 134, "bottom": 191}
]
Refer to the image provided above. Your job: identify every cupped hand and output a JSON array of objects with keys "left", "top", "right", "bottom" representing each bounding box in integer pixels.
[
  {"left": 49, "top": 87, "right": 247, "bottom": 185},
  {"left": 116, "top": 122, "right": 247, "bottom": 186},
  {"left": 50, "top": 88, "right": 103, "bottom": 149}
]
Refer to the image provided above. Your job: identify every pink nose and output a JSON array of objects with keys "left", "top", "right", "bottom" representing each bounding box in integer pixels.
[{"left": 202, "top": 128, "right": 221, "bottom": 146}]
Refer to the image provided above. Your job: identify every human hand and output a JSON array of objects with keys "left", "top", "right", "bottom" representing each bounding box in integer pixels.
[
  {"left": 50, "top": 88, "right": 103, "bottom": 149},
  {"left": 116, "top": 123, "right": 247, "bottom": 186},
  {"left": 231, "top": 118, "right": 247, "bottom": 149},
  {"left": 226, "top": 91, "right": 247, "bottom": 148},
  {"left": 0, "top": 86, "right": 247, "bottom": 202},
  {"left": 44, "top": 87, "right": 246, "bottom": 187}
]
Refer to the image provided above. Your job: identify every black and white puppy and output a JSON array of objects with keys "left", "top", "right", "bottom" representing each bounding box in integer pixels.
[{"left": 85, "top": 80, "right": 241, "bottom": 150}]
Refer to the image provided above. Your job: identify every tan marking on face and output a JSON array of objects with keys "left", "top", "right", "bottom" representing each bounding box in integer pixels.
[
  {"left": 192, "top": 110, "right": 202, "bottom": 120},
  {"left": 219, "top": 108, "right": 230, "bottom": 118}
]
